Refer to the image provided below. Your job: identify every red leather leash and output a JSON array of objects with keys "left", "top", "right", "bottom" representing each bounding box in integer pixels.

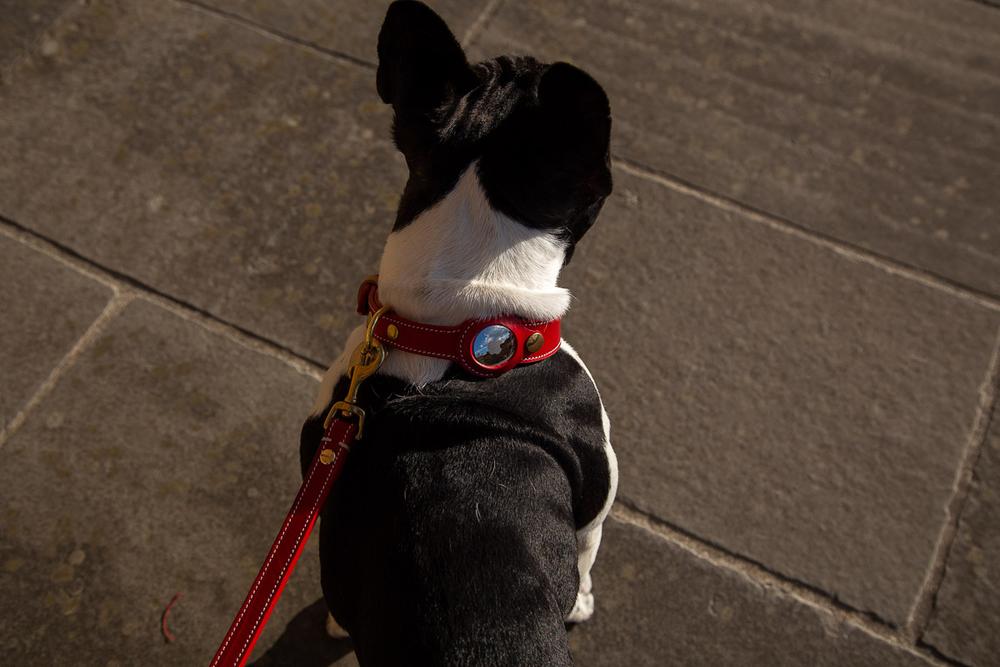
[
  {"left": 210, "top": 277, "right": 562, "bottom": 666},
  {"left": 210, "top": 296, "right": 386, "bottom": 667},
  {"left": 210, "top": 416, "right": 356, "bottom": 667}
]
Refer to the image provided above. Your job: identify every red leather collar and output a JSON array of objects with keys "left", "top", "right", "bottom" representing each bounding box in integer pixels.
[{"left": 356, "top": 277, "right": 561, "bottom": 377}]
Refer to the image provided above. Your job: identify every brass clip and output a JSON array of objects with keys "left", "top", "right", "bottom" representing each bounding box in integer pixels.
[{"left": 324, "top": 306, "right": 389, "bottom": 438}]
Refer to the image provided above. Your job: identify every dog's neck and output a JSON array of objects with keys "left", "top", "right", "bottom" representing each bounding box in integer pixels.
[
  {"left": 314, "top": 162, "right": 571, "bottom": 409},
  {"left": 377, "top": 162, "right": 571, "bottom": 327}
]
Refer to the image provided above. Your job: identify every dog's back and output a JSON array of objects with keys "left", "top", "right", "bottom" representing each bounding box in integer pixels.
[{"left": 302, "top": 349, "right": 609, "bottom": 665}]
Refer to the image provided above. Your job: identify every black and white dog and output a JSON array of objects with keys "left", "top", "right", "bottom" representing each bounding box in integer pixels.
[{"left": 301, "top": 2, "right": 617, "bottom": 664}]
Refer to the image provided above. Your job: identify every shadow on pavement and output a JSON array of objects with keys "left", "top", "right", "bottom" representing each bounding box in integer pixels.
[{"left": 249, "top": 598, "right": 355, "bottom": 667}]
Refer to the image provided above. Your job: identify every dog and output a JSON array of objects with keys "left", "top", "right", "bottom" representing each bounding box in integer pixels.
[{"left": 301, "top": 2, "right": 617, "bottom": 664}]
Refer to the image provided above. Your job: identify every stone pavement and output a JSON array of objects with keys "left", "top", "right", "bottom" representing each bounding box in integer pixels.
[{"left": 1, "top": 0, "right": 998, "bottom": 664}]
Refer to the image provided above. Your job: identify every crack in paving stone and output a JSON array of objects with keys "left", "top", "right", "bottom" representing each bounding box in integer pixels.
[
  {"left": 172, "top": 0, "right": 377, "bottom": 70},
  {"left": 0, "top": 292, "right": 132, "bottom": 449},
  {"left": 906, "top": 328, "right": 1000, "bottom": 643},
  {"left": 460, "top": 0, "right": 506, "bottom": 49},
  {"left": 0, "top": 216, "right": 326, "bottom": 377},
  {"left": 611, "top": 501, "right": 964, "bottom": 667},
  {"left": 612, "top": 156, "right": 1000, "bottom": 312}
]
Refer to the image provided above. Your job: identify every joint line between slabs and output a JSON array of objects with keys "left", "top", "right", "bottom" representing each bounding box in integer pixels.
[
  {"left": 0, "top": 293, "right": 132, "bottom": 450},
  {"left": 171, "top": 0, "right": 376, "bottom": 70},
  {"left": 610, "top": 503, "right": 960, "bottom": 667},
  {"left": 0, "top": 217, "right": 325, "bottom": 381},
  {"left": 133, "top": 290, "right": 324, "bottom": 381},
  {"left": 905, "top": 325, "right": 1000, "bottom": 643},
  {"left": 461, "top": 0, "right": 506, "bottom": 49},
  {"left": 611, "top": 157, "right": 1000, "bottom": 313}
]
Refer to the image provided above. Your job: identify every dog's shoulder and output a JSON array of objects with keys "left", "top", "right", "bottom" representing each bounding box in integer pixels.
[
  {"left": 301, "top": 342, "right": 612, "bottom": 528},
  {"left": 370, "top": 343, "right": 604, "bottom": 440},
  {"left": 385, "top": 343, "right": 611, "bottom": 528}
]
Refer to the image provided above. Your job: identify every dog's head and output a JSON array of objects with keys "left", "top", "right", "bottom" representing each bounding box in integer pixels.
[{"left": 377, "top": 0, "right": 612, "bottom": 263}]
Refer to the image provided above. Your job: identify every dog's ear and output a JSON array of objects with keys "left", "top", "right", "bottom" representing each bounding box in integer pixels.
[
  {"left": 377, "top": 1, "right": 474, "bottom": 112},
  {"left": 538, "top": 62, "right": 611, "bottom": 159},
  {"left": 538, "top": 62, "right": 610, "bottom": 119},
  {"left": 538, "top": 62, "right": 613, "bottom": 198}
]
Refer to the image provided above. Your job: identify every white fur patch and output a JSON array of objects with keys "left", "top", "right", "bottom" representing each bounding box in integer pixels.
[
  {"left": 568, "top": 580, "right": 595, "bottom": 623},
  {"left": 378, "top": 163, "right": 570, "bottom": 327}
]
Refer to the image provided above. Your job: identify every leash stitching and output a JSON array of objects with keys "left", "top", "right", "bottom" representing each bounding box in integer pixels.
[
  {"left": 211, "top": 429, "right": 332, "bottom": 665},
  {"left": 523, "top": 345, "right": 560, "bottom": 362},
  {"left": 236, "top": 432, "right": 349, "bottom": 661},
  {"left": 383, "top": 317, "right": 457, "bottom": 335},
  {"left": 376, "top": 339, "right": 455, "bottom": 360}
]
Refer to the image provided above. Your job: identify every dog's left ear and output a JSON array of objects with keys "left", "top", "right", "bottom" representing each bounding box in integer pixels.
[
  {"left": 529, "top": 60, "right": 613, "bottom": 240},
  {"left": 537, "top": 63, "right": 612, "bottom": 257},
  {"left": 537, "top": 62, "right": 612, "bottom": 196},
  {"left": 376, "top": 1, "right": 474, "bottom": 113}
]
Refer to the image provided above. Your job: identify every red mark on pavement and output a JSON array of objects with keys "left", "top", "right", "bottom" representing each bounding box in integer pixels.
[{"left": 161, "top": 592, "right": 183, "bottom": 643}]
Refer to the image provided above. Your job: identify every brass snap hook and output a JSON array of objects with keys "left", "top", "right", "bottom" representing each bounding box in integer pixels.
[{"left": 323, "top": 305, "right": 391, "bottom": 437}]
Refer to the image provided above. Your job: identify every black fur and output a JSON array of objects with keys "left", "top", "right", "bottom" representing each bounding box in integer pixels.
[{"left": 301, "top": 352, "right": 609, "bottom": 665}]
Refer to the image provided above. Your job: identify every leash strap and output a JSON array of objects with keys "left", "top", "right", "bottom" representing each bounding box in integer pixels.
[
  {"left": 210, "top": 416, "right": 356, "bottom": 667},
  {"left": 212, "top": 297, "right": 387, "bottom": 666}
]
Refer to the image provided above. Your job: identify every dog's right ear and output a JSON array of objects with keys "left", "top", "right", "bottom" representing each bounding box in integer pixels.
[{"left": 376, "top": 1, "right": 474, "bottom": 113}]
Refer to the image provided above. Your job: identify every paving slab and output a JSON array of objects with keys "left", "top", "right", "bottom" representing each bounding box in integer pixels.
[
  {"left": 0, "top": 0, "right": 76, "bottom": 69},
  {"left": 199, "top": 0, "right": 493, "bottom": 62},
  {"left": 923, "top": 410, "right": 1000, "bottom": 666},
  {"left": 0, "top": 299, "right": 322, "bottom": 664},
  {"left": 248, "top": 516, "right": 937, "bottom": 666},
  {"left": 474, "top": 0, "right": 1000, "bottom": 296},
  {"left": 556, "top": 168, "right": 1000, "bottom": 625},
  {"left": 0, "top": 234, "right": 112, "bottom": 431},
  {"left": 0, "top": 0, "right": 403, "bottom": 364},
  {"left": 568, "top": 518, "right": 930, "bottom": 666}
]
